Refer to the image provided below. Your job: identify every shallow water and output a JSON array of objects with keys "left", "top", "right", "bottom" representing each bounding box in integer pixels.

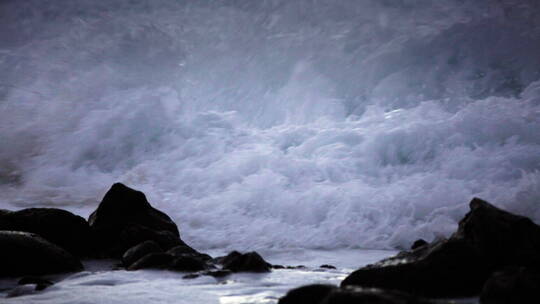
[
  {"left": 0, "top": 249, "right": 390, "bottom": 303},
  {"left": 0, "top": 249, "right": 480, "bottom": 304}
]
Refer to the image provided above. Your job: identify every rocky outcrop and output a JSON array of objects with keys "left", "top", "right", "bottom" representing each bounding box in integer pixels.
[
  {"left": 88, "top": 183, "right": 181, "bottom": 257},
  {"left": 341, "top": 198, "right": 540, "bottom": 298},
  {"left": 0, "top": 231, "right": 83, "bottom": 277},
  {"left": 0, "top": 208, "right": 91, "bottom": 256}
]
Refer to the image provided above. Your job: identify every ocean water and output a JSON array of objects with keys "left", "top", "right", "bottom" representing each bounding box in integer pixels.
[
  {"left": 1, "top": 249, "right": 476, "bottom": 304},
  {"left": 0, "top": 0, "right": 539, "bottom": 302}
]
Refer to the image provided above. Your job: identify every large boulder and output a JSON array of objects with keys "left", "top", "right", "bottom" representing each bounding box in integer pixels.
[
  {"left": 342, "top": 198, "right": 540, "bottom": 298},
  {"left": 88, "top": 183, "right": 181, "bottom": 257},
  {"left": 0, "top": 208, "right": 91, "bottom": 256},
  {"left": 0, "top": 231, "right": 83, "bottom": 277},
  {"left": 218, "top": 251, "right": 271, "bottom": 273}
]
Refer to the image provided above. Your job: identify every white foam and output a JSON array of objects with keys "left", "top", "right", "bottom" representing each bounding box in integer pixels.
[{"left": 0, "top": 0, "right": 539, "bottom": 251}]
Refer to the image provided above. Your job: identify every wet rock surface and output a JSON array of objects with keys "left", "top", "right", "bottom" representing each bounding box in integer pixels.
[
  {"left": 0, "top": 208, "right": 91, "bottom": 256},
  {"left": 0, "top": 231, "right": 83, "bottom": 277},
  {"left": 217, "top": 251, "right": 272, "bottom": 273},
  {"left": 341, "top": 198, "right": 540, "bottom": 298},
  {"left": 279, "top": 284, "right": 444, "bottom": 304}
]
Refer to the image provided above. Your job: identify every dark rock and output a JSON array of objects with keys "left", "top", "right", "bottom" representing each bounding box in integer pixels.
[
  {"left": 122, "top": 240, "right": 162, "bottom": 268},
  {"left": 0, "top": 208, "right": 91, "bottom": 256},
  {"left": 322, "top": 286, "right": 438, "bottom": 304},
  {"left": 170, "top": 255, "right": 208, "bottom": 272},
  {"left": 118, "top": 224, "right": 181, "bottom": 255},
  {"left": 455, "top": 198, "right": 540, "bottom": 269},
  {"left": 220, "top": 251, "right": 271, "bottom": 273},
  {"left": 182, "top": 273, "right": 200, "bottom": 279},
  {"left": 88, "top": 183, "right": 181, "bottom": 257},
  {"left": 320, "top": 264, "right": 337, "bottom": 269},
  {"left": 279, "top": 284, "right": 439, "bottom": 304},
  {"left": 287, "top": 265, "right": 307, "bottom": 269},
  {"left": 278, "top": 284, "right": 337, "bottom": 304},
  {"left": 214, "top": 250, "right": 242, "bottom": 265},
  {"left": 127, "top": 252, "right": 174, "bottom": 270},
  {"left": 18, "top": 277, "right": 54, "bottom": 291},
  {"left": 411, "top": 239, "right": 428, "bottom": 250},
  {"left": 206, "top": 269, "right": 232, "bottom": 278},
  {"left": 480, "top": 267, "right": 540, "bottom": 304},
  {"left": 167, "top": 244, "right": 212, "bottom": 261},
  {"left": 342, "top": 237, "right": 491, "bottom": 297},
  {"left": 0, "top": 231, "right": 83, "bottom": 277},
  {"left": 342, "top": 197, "right": 537, "bottom": 298},
  {"left": 272, "top": 264, "right": 285, "bottom": 269}
]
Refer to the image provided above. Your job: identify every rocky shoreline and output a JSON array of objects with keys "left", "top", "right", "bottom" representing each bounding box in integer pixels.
[{"left": 1, "top": 183, "right": 539, "bottom": 303}]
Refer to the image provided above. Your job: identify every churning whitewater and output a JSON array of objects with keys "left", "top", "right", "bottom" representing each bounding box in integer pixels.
[{"left": 1, "top": 0, "right": 539, "bottom": 252}]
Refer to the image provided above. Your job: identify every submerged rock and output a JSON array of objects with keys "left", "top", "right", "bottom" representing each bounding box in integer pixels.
[
  {"left": 279, "top": 284, "right": 440, "bottom": 304},
  {"left": 0, "top": 231, "right": 83, "bottom": 277},
  {"left": 0, "top": 208, "right": 91, "bottom": 256},
  {"left": 480, "top": 267, "right": 540, "bottom": 304},
  {"left": 342, "top": 198, "right": 540, "bottom": 298},
  {"left": 88, "top": 183, "right": 181, "bottom": 257}
]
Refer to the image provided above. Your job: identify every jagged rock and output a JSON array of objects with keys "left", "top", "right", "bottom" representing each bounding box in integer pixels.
[
  {"left": 88, "top": 183, "right": 181, "bottom": 257},
  {"left": 0, "top": 231, "right": 83, "bottom": 277},
  {"left": 342, "top": 198, "right": 539, "bottom": 298},
  {"left": 219, "top": 251, "right": 271, "bottom": 273},
  {"left": 0, "top": 208, "right": 91, "bottom": 256},
  {"left": 480, "top": 267, "right": 540, "bottom": 304},
  {"left": 122, "top": 240, "right": 163, "bottom": 268},
  {"left": 279, "top": 285, "right": 440, "bottom": 304},
  {"left": 127, "top": 252, "right": 174, "bottom": 270},
  {"left": 278, "top": 284, "right": 337, "bottom": 304}
]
